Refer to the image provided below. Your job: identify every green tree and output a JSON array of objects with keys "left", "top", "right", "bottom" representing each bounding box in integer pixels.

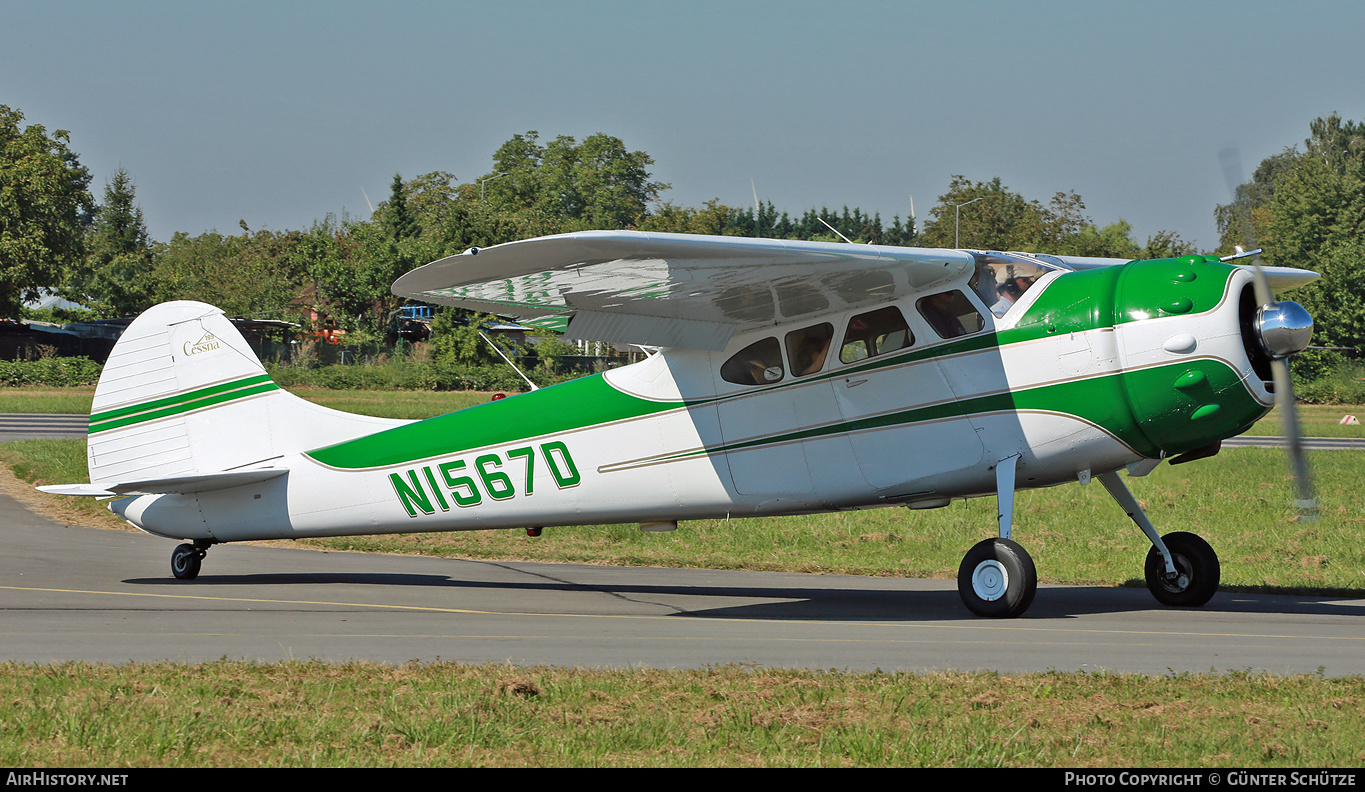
[
  {"left": 1219, "top": 114, "right": 1365, "bottom": 353},
  {"left": 0, "top": 105, "right": 94, "bottom": 317},
  {"left": 403, "top": 170, "right": 459, "bottom": 235},
  {"left": 298, "top": 215, "right": 423, "bottom": 340},
  {"left": 482, "top": 131, "right": 668, "bottom": 229},
  {"left": 1140, "top": 229, "right": 1197, "bottom": 260},
  {"left": 428, "top": 308, "right": 507, "bottom": 365},
  {"left": 920, "top": 175, "right": 1181, "bottom": 259},
  {"left": 67, "top": 167, "right": 158, "bottom": 317},
  {"left": 635, "top": 199, "right": 733, "bottom": 236},
  {"left": 1065, "top": 220, "right": 1141, "bottom": 259},
  {"left": 383, "top": 172, "right": 417, "bottom": 242},
  {"left": 153, "top": 228, "right": 308, "bottom": 319},
  {"left": 919, "top": 176, "right": 1047, "bottom": 250}
]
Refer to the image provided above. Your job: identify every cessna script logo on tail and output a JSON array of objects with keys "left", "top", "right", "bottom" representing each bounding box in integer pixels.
[{"left": 183, "top": 332, "right": 221, "bottom": 356}]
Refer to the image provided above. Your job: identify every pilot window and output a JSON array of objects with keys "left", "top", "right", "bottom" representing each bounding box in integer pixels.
[
  {"left": 785, "top": 323, "right": 834, "bottom": 377},
  {"left": 970, "top": 253, "right": 1052, "bottom": 317},
  {"left": 917, "top": 290, "right": 984, "bottom": 339},
  {"left": 839, "top": 306, "right": 913, "bottom": 364},
  {"left": 720, "top": 337, "right": 785, "bottom": 386}
]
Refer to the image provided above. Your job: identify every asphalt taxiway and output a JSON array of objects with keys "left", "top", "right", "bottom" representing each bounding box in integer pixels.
[
  {"left": 3, "top": 492, "right": 1363, "bottom": 674},
  {"left": 2, "top": 414, "right": 1361, "bottom": 673}
]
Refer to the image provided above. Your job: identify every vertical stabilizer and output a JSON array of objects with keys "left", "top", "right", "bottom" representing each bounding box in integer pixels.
[{"left": 87, "top": 301, "right": 408, "bottom": 485}]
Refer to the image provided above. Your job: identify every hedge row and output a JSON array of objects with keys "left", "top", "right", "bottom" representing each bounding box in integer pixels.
[
  {"left": 0, "top": 357, "right": 103, "bottom": 386},
  {"left": 263, "top": 360, "right": 581, "bottom": 392},
  {"left": 0, "top": 355, "right": 584, "bottom": 392}
]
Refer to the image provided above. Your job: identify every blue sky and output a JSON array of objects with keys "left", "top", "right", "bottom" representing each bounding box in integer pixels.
[{"left": 6, "top": 0, "right": 1364, "bottom": 252}]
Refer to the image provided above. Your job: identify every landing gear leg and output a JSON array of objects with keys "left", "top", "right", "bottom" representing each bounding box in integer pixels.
[
  {"left": 171, "top": 540, "right": 211, "bottom": 580},
  {"left": 957, "top": 454, "right": 1037, "bottom": 618},
  {"left": 1098, "top": 471, "right": 1220, "bottom": 607}
]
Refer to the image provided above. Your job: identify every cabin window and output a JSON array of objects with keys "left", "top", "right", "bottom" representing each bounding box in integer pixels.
[
  {"left": 785, "top": 323, "right": 834, "bottom": 377},
  {"left": 720, "top": 337, "right": 785, "bottom": 385},
  {"left": 839, "top": 306, "right": 913, "bottom": 364},
  {"left": 970, "top": 253, "right": 1052, "bottom": 317},
  {"left": 917, "top": 290, "right": 984, "bottom": 339}
]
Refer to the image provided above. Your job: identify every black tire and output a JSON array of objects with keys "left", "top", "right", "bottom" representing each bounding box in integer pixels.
[
  {"left": 957, "top": 538, "right": 1037, "bottom": 618},
  {"left": 1145, "top": 531, "right": 1219, "bottom": 607},
  {"left": 171, "top": 544, "right": 202, "bottom": 580}
]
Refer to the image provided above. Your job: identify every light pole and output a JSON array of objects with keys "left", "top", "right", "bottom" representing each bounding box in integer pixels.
[
  {"left": 955, "top": 196, "right": 986, "bottom": 248},
  {"left": 479, "top": 172, "right": 511, "bottom": 203}
]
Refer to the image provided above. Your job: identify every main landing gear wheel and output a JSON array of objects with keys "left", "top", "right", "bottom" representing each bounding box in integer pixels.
[
  {"left": 957, "top": 538, "right": 1037, "bottom": 618},
  {"left": 1145, "top": 531, "right": 1219, "bottom": 607},
  {"left": 171, "top": 543, "right": 204, "bottom": 580}
]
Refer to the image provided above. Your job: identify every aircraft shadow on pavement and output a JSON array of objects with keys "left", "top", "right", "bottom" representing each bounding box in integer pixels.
[{"left": 122, "top": 571, "right": 1365, "bottom": 622}]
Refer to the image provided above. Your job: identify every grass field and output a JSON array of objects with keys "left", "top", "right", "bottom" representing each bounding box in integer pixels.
[
  {"left": 2, "top": 662, "right": 1362, "bottom": 767},
  {"left": 3, "top": 385, "right": 1363, "bottom": 767}
]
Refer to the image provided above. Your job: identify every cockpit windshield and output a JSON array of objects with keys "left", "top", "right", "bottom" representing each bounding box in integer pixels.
[{"left": 969, "top": 252, "right": 1063, "bottom": 317}]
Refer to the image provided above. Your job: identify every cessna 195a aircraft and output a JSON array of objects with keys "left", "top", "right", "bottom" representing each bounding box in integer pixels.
[{"left": 41, "top": 230, "right": 1320, "bottom": 617}]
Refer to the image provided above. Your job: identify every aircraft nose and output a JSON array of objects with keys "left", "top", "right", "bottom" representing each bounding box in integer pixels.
[{"left": 1254, "top": 301, "right": 1313, "bottom": 359}]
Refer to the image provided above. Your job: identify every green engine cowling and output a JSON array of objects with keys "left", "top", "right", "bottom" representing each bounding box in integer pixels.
[{"left": 1014, "top": 255, "right": 1277, "bottom": 460}]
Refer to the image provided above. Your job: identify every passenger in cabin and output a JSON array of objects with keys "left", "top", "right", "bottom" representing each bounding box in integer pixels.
[
  {"left": 919, "top": 291, "right": 968, "bottom": 338},
  {"left": 788, "top": 326, "right": 833, "bottom": 376},
  {"left": 797, "top": 339, "right": 830, "bottom": 375}
]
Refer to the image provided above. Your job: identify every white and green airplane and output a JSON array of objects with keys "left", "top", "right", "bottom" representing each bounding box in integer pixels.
[{"left": 41, "top": 231, "right": 1320, "bottom": 618}]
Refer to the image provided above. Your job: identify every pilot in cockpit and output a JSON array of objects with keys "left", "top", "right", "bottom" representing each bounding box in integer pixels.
[{"left": 991, "top": 281, "right": 1022, "bottom": 316}]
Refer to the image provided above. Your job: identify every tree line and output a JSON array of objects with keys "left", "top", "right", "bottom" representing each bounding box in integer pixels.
[
  {"left": 1215, "top": 113, "right": 1365, "bottom": 357},
  {"left": 2, "top": 104, "right": 1358, "bottom": 359}
]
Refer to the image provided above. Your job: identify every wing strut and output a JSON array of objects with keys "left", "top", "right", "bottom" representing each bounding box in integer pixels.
[{"left": 479, "top": 332, "right": 539, "bottom": 392}]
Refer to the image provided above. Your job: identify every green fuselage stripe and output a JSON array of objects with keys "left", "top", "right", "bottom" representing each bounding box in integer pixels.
[
  {"left": 89, "top": 375, "right": 279, "bottom": 434},
  {"left": 305, "top": 374, "right": 680, "bottom": 470}
]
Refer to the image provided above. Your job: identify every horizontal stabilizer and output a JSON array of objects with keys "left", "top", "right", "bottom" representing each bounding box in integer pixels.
[{"left": 38, "top": 468, "right": 287, "bottom": 498}]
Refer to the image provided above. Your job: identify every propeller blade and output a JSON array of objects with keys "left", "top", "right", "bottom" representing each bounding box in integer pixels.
[
  {"left": 1272, "top": 358, "right": 1319, "bottom": 521},
  {"left": 1220, "top": 145, "right": 1317, "bottom": 520}
]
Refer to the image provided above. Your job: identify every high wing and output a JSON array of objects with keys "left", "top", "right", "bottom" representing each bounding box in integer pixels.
[{"left": 392, "top": 230, "right": 975, "bottom": 350}]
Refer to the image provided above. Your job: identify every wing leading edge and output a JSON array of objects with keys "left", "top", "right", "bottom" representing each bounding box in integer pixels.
[{"left": 392, "top": 230, "right": 976, "bottom": 350}]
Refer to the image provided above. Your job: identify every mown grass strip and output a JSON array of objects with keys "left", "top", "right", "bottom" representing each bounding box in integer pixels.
[{"left": 0, "top": 661, "right": 1360, "bottom": 767}]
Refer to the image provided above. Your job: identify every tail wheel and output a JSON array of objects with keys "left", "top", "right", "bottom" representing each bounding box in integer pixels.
[
  {"left": 957, "top": 538, "right": 1037, "bottom": 618},
  {"left": 1145, "top": 531, "right": 1219, "bottom": 607},
  {"left": 171, "top": 544, "right": 203, "bottom": 580}
]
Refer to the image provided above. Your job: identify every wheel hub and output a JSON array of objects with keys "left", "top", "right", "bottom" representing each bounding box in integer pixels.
[
  {"left": 1159, "top": 555, "right": 1194, "bottom": 593},
  {"left": 971, "top": 560, "right": 1009, "bottom": 602}
]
